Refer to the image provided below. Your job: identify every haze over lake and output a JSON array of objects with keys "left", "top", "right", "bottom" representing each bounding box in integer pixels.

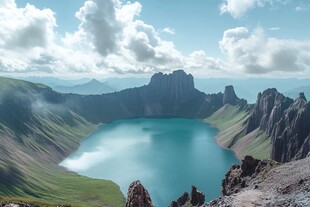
[{"left": 61, "top": 118, "right": 239, "bottom": 206}]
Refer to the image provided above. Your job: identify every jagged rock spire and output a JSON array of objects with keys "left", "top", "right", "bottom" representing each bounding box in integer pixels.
[{"left": 126, "top": 180, "right": 153, "bottom": 207}]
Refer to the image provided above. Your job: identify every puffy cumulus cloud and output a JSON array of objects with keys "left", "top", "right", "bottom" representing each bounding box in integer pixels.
[
  {"left": 184, "top": 50, "right": 227, "bottom": 71},
  {"left": 75, "top": 0, "right": 121, "bottom": 56},
  {"left": 220, "top": 0, "right": 289, "bottom": 18},
  {"left": 0, "top": 0, "right": 226, "bottom": 76},
  {"left": 220, "top": 27, "right": 310, "bottom": 74},
  {"left": 0, "top": 1, "right": 55, "bottom": 49},
  {"left": 0, "top": 0, "right": 57, "bottom": 72},
  {"left": 64, "top": 0, "right": 224, "bottom": 75}
]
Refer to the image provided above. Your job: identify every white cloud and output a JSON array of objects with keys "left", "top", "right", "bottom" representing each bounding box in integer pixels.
[
  {"left": 220, "top": 0, "right": 289, "bottom": 18},
  {"left": 220, "top": 27, "right": 310, "bottom": 74},
  {"left": 0, "top": 0, "right": 56, "bottom": 72},
  {"left": 295, "top": 5, "right": 310, "bottom": 12},
  {"left": 268, "top": 27, "right": 280, "bottom": 31},
  {"left": 1, "top": 0, "right": 307, "bottom": 78},
  {"left": 60, "top": 0, "right": 224, "bottom": 75},
  {"left": 162, "top": 27, "right": 175, "bottom": 35},
  {"left": 184, "top": 50, "right": 227, "bottom": 71}
]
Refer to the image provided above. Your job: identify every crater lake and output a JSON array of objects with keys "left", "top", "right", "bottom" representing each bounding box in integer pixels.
[{"left": 60, "top": 118, "right": 239, "bottom": 206}]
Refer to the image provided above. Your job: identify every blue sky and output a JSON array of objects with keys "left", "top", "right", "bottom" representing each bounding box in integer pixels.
[{"left": 1, "top": 0, "right": 310, "bottom": 77}]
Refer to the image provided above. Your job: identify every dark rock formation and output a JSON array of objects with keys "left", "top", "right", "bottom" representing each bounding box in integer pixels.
[
  {"left": 176, "top": 192, "right": 189, "bottom": 206},
  {"left": 222, "top": 156, "right": 276, "bottom": 196},
  {"left": 190, "top": 185, "right": 205, "bottom": 206},
  {"left": 169, "top": 186, "right": 205, "bottom": 207},
  {"left": 241, "top": 88, "right": 310, "bottom": 162},
  {"left": 223, "top": 85, "right": 238, "bottom": 105},
  {"left": 246, "top": 88, "right": 293, "bottom": 134},
  {"left": 125, "top": 180, "right": 152, "bottom": 207},
  {"left": 240, "top": 155, "right": 260, "bottom": 177},
  {"left": 148, "top": 70, "right": 196, "bottom": 103},
  {"left": 271, "top": 93, "right": 310, "bottom": 162}
]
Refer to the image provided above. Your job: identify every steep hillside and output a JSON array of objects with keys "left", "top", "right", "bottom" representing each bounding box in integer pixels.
[
  {"left": 207, "top": 88, "right": 310, "bottom": 162},
  {"left": 206, "top": 104, "right": 271, "bottom": 160},
  {"left": 0, "top": 77, "right": 125, "bottom": 206}
]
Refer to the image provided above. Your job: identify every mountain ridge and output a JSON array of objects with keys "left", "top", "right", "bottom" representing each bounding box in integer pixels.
[{"left": 53, "top": 78, "right": 117, "bottom": 95}]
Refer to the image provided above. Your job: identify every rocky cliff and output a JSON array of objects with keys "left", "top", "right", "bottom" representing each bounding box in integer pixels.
[
  {"left": 271, "top": 93, "right": 310, "bottom": 162},
  {"left": 246, "top": 88, "right": 294, "bottom": 134},
  {"left": 210, "top": 87, "right": 310, "bottom": 163},
  {"left": 244, "top": 89, "right": 310, "bottom": 162},
  {"left": 65, "top": 70, "right": 242, "bottom": 123}
]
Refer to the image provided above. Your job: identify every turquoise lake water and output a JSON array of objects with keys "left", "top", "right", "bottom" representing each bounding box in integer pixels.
[{"left": 60, "top": 118, "right": 239, "bottom": 206}]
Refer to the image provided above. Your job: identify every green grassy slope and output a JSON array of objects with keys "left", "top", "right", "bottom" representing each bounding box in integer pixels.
[
  {"left": 0, "top": 77, "right": 125, "bottom": 206},
  {"left": 206, "top": 104, "right": 271, "bottom": 160}
]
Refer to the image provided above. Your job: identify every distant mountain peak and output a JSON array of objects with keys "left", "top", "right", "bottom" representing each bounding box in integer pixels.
[
  {"left": 297, "top": 92, "right": 307, "bottom": 102},
  {"left": 89, "top": 78, "right": 101, "bottom": 84},
  {"left": 223, "top": 85, "right": 238, "bottom": 105}
]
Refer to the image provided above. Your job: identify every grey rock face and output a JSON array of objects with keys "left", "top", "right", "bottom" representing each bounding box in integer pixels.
[
  {"left": 246, "top": 88, "right": 293, "bottom": 134},
  {"left": 243, "top": 88, "right": 310, "bottom": 162},
  {"left": 271, "top": 95, "right": 310, "bottom": 162},
  {"left": 223, "top": 85, "right": 238, "bottom": 105}
]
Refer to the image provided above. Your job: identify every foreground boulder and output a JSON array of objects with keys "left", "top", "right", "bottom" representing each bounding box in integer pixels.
[
  {"left": 222, "top": 156, "right": 277, "bottom": 196},
  {"left": 169, "top": 185, "right": 205, "bottom": 207},
  {"left": 125, "top": 180, "right": 153, "bottom": 207}
]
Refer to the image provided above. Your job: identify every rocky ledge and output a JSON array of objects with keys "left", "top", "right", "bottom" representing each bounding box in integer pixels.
[{"left": 206, "top": 156, "right": 310, "bottom": 206}]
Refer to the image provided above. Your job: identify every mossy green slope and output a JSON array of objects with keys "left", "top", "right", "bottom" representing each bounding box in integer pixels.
[
  {"left": 206, "top": 104, "right": 271, "bottom": 160},
  {"left": 0, "top": 77, "right": 125, "bottom": 206}
]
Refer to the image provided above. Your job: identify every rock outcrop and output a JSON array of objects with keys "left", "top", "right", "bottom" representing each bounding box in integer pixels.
[
  {"left": 169, "top": 185, "right": 205, "bottom": 207},
  {"left": 222, "top": 156, "right": 277, "bottom": 196},
  {"left": 271, "top": 93, "right": 310, "bottom": 162},
  {"left": 206, "top": 157, "right": 310, "bottom": 207},
  {"left": 223, "top": 85, "right": 239, "bottom": 105},
  {"left": 241, "top": 88, "right": 310, "bottom": 162},
  {"left": 125, "top": 180, "right": 152, "bottom": 207},
  {"left": 246, "top": 88, "right": 293, "bottom": 134},
  {"left": 190, "top": 186, "right": 205, "bottom": 206},
  {"left": 148, "top": 70, "right": 196, "bottom": 103}
]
